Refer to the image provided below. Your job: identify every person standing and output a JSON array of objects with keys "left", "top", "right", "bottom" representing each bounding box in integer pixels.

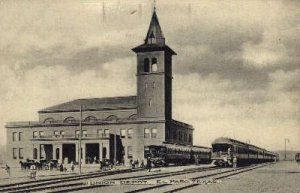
[
  {"left": 146, "top": 157, "right": 151, "bottom": 172},
  {"left": 30, "top": 164, "right": 37, "bottom": 179},
  {"left": 71, "top": 161, "right": 75, "bottom": 172},
  {"left": 5, "top": 164, "right": 11, "bottom": 177},
  {"left": 233, "top": 156, "right": 237, "bottom": 169}
]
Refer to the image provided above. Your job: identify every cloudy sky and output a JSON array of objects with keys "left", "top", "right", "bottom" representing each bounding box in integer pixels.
[{"left": 0, "top": 0, "right": 299, "bottom": 151}]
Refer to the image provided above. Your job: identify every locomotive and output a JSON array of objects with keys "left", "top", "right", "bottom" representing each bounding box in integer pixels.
[
  {"left": 211, "top": 137, "right": 279, "bottom": 167},
  {"left": 144, "top": 143, "right": 211, "bottom": 167}
]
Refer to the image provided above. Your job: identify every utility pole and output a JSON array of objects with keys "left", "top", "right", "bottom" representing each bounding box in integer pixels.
[
  {"left": 114, "top": 133, "right": 117, "bottom": 166},
  {"left": 79, "top": 104, "right": 83, "bottom": 174},
  {"left": 284, "top": 138, "right": 289, "bottom": 161}
]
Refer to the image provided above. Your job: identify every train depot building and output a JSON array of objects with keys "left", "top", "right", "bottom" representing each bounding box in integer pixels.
[{"left": 6, "top": 10, "right": 194, "bottom": 166}]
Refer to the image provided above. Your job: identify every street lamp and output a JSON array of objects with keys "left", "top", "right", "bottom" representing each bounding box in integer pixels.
[{"left": 284, "top": 138, "right": 290, "bottom": 161}]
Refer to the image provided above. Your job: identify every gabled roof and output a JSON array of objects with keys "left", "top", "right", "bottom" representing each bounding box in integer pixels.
[{"left": 39, "top": 96, "right": 137, "bottom": 113}]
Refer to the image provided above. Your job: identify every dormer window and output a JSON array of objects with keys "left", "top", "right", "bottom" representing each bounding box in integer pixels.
[
  {"left": 144, "top": 58, "right": 150, "bottom": 72},
  {"left": 151, "top": 58, "right": 158, "bottom": 72}
]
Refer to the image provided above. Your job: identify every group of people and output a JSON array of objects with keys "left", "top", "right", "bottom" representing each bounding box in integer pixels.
[
  {"left": 129, "top": 158, "right": 153, "bottom": 172},
  {"left": 129, "top": 159, "right": 145, "bottom": 169},
  {"left": 58, "top": 162, "right": 75, "bottom": 172}
]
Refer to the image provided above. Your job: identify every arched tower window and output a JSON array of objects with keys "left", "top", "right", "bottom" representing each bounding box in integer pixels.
[
  {"left": 144, "top": 58, "right": 150, "bottom": 72},
  {"left": 64, "top": 117, "right": 76, "bottom": 123},
  {"left": 151, "top": 58, "right": 158, "bottom": 72}
]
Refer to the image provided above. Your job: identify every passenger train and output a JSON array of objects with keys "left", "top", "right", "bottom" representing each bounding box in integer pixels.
[
  {"left": 144, "top": 143, "right": 211, "bottom": 167},
  {"left": 211, "top": 137, "right": 279, "bottom": 167}
]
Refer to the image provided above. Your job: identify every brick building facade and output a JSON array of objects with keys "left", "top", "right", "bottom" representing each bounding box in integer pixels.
[{"left": 6, "top": 10, "right": 194, "bottom": 166}]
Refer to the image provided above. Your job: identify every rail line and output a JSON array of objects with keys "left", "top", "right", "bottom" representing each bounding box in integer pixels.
[
  {"left": 48, "top": 166, "right": 218, "bottom": 193},
  {"left": 0, "top": 168, "right": 141, "bottom": 193},
  {"left": 1, "top": 166, "right": 217, "bottom": 193},
  {"left": 125, "top": 163, "right": 271, "bottom": 193}
]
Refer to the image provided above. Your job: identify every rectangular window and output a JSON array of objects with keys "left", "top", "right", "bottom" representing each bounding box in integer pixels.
[
  {"left": 127, "top": 129, "right": 133, "bottom": 139},
  {"left": 120, "top": 129, "right": 126, "bottom": 138},
  {"left": 97, "top": 129, "right": 103, "bottom": 137},
  {"left": 104, "top": 129, "right": 109, "bottom": 136},
  {"left": 54, "top": 131, "right": 59, "bottom": 138},
  {"left": 184, "top": 133, "right": 187, "bottom": 142},
  {"left": 82, "top": 130, "right": 87, "bottom": 137},
  {"left": 144, "top": 128, "right": 150, "bottom": 138},
  {"left": 189, "top": 134, "right": 192, "bottom": 143},
  {"left": 60, "top": 131, "right": 65, "bottom": 138},
  {"left": 33, "top": 131, "right": 38, "bottom": 139},
  {"left": 127, "top": 146, "right": 133, "bottom": 159},
  {"left": 75, "top": 130, "right": 80, "bottom": 138},
  {"left": 151, "top": 128, "right": 157, "bottom": 138},
  {"left": 39, "top": 131, "right": 44, "bottom": 137},
  {"left": 19, "top": 148, "right": 24, "bottom": 159},
  {"left": 13, "top": 148, "right": 17, "bottom": 159},
  {"left": 13, "top": 132, "right": 18, "bottom": 141},
  {"left": 19, "top": 132, "right": 23, "bottom": 141}
]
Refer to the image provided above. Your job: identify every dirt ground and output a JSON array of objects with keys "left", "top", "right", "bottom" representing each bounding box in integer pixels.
[{"left": 183, "top": 161, "right": 300, "bottom": 193}]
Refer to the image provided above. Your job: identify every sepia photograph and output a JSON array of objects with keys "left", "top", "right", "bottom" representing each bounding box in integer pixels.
[{"left": 0, "top": 0, "right": 299, "bottom": 192}]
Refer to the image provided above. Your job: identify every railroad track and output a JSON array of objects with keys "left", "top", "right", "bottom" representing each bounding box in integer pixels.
[
  {"left": 1, "top": 166, "right": 217, "bottom": 193},
  {"left": 126, "top": 163, "right": 271, "bottom": 193},
  {"left": 0, "top": 168, "right": 141, "bottom": 193}
]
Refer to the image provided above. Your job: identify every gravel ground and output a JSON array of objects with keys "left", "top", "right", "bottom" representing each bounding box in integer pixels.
[{"left": 181, "top": 161, "right": 300, "bottom": 193}]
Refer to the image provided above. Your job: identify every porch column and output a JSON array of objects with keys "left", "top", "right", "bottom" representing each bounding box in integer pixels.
[
  {"left": 81, "top": 143, "right": 86, "bottom": 164},
  {"left": 75, "top": 143, "right": 79, "bottom": 163},
  {"left": 53, "top": 145, "right": 56, "bottom": 160},
  {"left": 99, "top": 143, "right": 103, "bottom": 161},
  {"left": 59, "top": 144, "right": 63, "bottom": 164},
  {"left": 37, "top": 144, "right": 41, "bottom": 162}
]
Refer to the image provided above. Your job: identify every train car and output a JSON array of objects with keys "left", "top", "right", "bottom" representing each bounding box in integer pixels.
[
  {"left": 144, "top": 143, "right": 211, "bottom": 167},
  {"left": 211, "top": 137, "right": 278, "bottom": 167},
  {"left": 190, "top": 146, "right": 211, "bottom": 164}
]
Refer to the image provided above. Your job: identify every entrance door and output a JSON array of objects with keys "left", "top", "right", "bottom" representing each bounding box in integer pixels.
[
  {"left": 62, "top": 144, "right": 76, "bottom": 164},
  {"left": 86, "top": 143, "right": 99, "bottom": 164}
]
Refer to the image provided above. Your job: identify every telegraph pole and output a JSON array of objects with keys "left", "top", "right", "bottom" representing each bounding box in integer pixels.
[
  {"left": 114, "top": 133, "right": 117, "bottom": 166},
  {"left": 284, "top": 138, "right": 289, "bottom": 161},
  {"left": 79, "top": 104, "right": 83, "bottom": 174}
]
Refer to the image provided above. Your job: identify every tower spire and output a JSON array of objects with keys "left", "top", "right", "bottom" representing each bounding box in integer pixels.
[{"left": 144, "top": 8, "right": 165, "bottom": 45}]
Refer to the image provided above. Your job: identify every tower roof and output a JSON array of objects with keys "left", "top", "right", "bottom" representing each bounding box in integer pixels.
[
  {"left": 145, "top": 10, "right": 165, "bottom": 45},
  {"left": 132, "top": 10, "right": 176, "bottom": 55}
]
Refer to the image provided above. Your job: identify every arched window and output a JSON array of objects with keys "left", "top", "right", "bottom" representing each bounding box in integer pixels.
[
  {"left": 128, "top": 114, "right": 137, "bottom": 120},
  {"left": 105, "top": 115, "right": 119, "bottom": 121},
  {"left": 84, "top": 116, "right": 97, "bottom": 123},
  {"left": 44, "top": 118, "right": 54, "bottom": 124},
  {"left": 144, "top": 58, "right": 150, "bottom": 72},
  {"left": 151, "top": 58, "right": 158, "bottom": 72},
  {"left": 64, "top": 117, "right": 76, "bottom": 123}
]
